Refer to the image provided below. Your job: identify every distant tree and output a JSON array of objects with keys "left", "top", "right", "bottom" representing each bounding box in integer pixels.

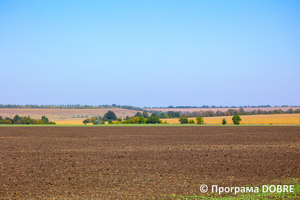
[
  {"left": 13, "top": 115, "right": 21, "bottom": 123},
  {"left": 216, "top": 110, "right": 224, "bottom": 116},
  {"left": 288, "top": 108, "right": 294, "bottom": 113},
  {"left": 179, "top": 117, "right": 188, "bottom": 124},
  {"left": 108, "top": 120, "right": 113, "bottom": 124},
  {"left": 103, "top": 110, "right": 117, "bottom": 121},
  {"left": 222, "top": 118, "right": 227, "bottom": 125},
  {"left": 196, "top": 117, "right": 204, "bottom": 125},
  {"left": 174, "top": 112, "right": 181, "bottom": 118},
  {"left": 134, "top": 112, "right": 143, "bottom": 117},
  {"left": 139, "top": 117, "right": 146, "bottom": 124},
  {"left": 93, "top": 119, "right": 102, "bottom": 125},
  {"left": 159, "top": 112, "right": 167, "bottom": 119},
  {"left": 188, "top": 119, "right": 195, "bottom": 124},
  {"left": 151, "top": 112, "right": 158, "bottom": 117},
  {"left": 131, "top": 117, "right": 139, "bottom": 124},
  {"left": 146, "top": 116, "right": 162, "bottom": 124},
  {"left": 238, "top": 108, "right": 245, "bottom": 115},
  {"left": 142, "top": 111, "right": 149, "bottom": 118},
  {"left": 41, "top": 116, "right": 49, "bottom": 124},
  {"left": 232, "top": 115, "right": 241, "bottom": 125},
  {"left": 4, "top": 119, "right": 12, "bottom": 124},
  {"left": 83, "top": 119, "right": 89, "bottom": 125},
  {"left": 167, "top": 111, "right": 175, "bottom": 118}
]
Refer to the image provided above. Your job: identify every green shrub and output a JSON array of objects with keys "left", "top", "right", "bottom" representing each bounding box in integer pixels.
[
  {"left": 188, "top": 119, "right": 195, "bottom": 124},
  {"left": 222, "top": 118, "right": 227, "bottom": 125},
  {"left": 179, "top": 117, "right": 188, "bottom": 124},
  {"left": 146, "top": 116, "right": 162, "bottom": 124},
  {"left": 93, "top": 119, "right": 101, "bottom": 125},
  {"left": 139, "top": 117, "right": 147, "bottom": 124},
  {"left": 196, "top": 117, "right": 204, "bottom": 125},
  {"left": 232, "top": 115, "right": 241, "bottom": 125}
]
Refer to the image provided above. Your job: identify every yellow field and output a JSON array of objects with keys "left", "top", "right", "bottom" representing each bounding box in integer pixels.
[
  {"left": 54, "top": 120, "right": 88, "bottom": 125},
  {"left": 162, "top": 114, "right": 300, "bottom": 125},
  {"left": 53, "top": 114, "right": 300, "bottom": 125}
]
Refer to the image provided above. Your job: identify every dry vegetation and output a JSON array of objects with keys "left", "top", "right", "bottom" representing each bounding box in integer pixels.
[
  {"left": 149, "top": 106, "right": 299, "bottom": 112},
  {"left": 163, "top": 114, "right": 300, "bottom": 125},
  {"left": 0, "top": 108, "right": 138, "bottom": 122}
]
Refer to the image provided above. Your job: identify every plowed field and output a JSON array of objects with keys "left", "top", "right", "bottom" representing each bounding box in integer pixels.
[{"left": 0, "top": 126, "right": 299, "bottom": 199}]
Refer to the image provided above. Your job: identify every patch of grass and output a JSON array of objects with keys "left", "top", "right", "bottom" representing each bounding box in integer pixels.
[{"left": 0, "top": 124, "right": 299, "bottom": 127}]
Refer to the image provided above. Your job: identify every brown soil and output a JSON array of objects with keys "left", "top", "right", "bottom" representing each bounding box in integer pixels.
[{"left": 0, "top": 126, "right": 299, "bottom": 199}]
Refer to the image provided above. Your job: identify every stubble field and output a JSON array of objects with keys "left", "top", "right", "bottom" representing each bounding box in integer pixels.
[
  {"left": 163, "top": 114, "right": 300, "bottom": 125},
  {"left": 0, "top": 108, "right": 138, "bottom": 122},
  {"left": 0, "top": 126, "right": 299, "bottom": 199}
]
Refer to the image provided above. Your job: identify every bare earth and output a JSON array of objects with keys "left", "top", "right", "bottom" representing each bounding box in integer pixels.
[{"left": 0, "top": 126, "right": 299, "bottom": 199}]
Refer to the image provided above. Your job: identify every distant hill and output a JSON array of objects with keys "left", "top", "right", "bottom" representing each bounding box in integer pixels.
[{"left": 148, "top": 107, "right": 299, "bottom": 113}]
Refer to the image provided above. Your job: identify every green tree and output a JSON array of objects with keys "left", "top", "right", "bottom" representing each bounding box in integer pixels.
[
  {"left": 151, "top": 112, "right": 158, "bottom": 117},
  {"left": 41, "top": 116, "right": 49, "bottom": 124},
  {"left": 13, "top": 115, "right": 21, "bottom": 123},
  {"left": 232, "top": 115, "right": 241, "bottom": 125},
  {"left": 188, "top": 119, "right": 195, "bottom": 124},
  {"left": 196, "top": 117, "right": 204, "bottom": 125},
  {"left": 179, "top": 116, "right": 188, "bottom": 124},
  {"left": 222, "top": 118, "right": 227, "bottom": 125},
  {"left": 174, "top": 112, "right": 181, "bottom": 118},
  {"left": 134, "top": 112, "right": 143, "bottom": 117},
  {"left": 159, "top": 112, "right": 167, "bottom": 119},
  {"left": 108, "top": 120, "right": 113, "bottom": 124},
  {"left": 93, "top": 119, "right": 101, "bottom": 125},
  {"left": 146, "top": 116, "right": 162, "bottom": 124},
  {"left": 167, "top": 111, "right": 175, "bottom": 118},
  {"left": 142, "top": 111, "right": 149, "bottom": 118},
  {"left": 139, "top": 117, "right": 146, "bottom": 124},
  {"left": 131, "top": 117, "right": 139, "bottom": 124},
  {"left": 83, "top": 119, "right": 89, "bottom": 125},
  {"left": 103, "top": 110, "right": 117, "bottom": 121}
]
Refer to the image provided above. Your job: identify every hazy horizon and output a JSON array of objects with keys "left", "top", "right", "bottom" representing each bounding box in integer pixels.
[{"left": 1, "top": 0, "right": 299, "bottom": 107}]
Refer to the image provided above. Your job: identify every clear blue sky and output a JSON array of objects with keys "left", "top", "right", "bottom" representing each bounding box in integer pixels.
[{"left": 1, "top": 0, "right": 299, "bottom": 107}]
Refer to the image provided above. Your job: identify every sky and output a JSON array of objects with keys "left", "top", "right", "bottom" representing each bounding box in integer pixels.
[{"left": 0, "top": 0, "right": 299, "bottom": 107}]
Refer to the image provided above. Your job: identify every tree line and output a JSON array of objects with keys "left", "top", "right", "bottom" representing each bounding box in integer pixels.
[
  {"left": 180, "top": 108, "right": 300, "bottom": 118},
  {"left": 0, "top": 115, "right": 56, "bottom": 124},
  {"left": 146, "top": 105, "right": 297, "bottom": 109},
  {"left": 83, "top": 111, "right": 166, "bottom": 124},
  {"left": 0, "top": 104, "right": 143, "bottom": 111}
]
